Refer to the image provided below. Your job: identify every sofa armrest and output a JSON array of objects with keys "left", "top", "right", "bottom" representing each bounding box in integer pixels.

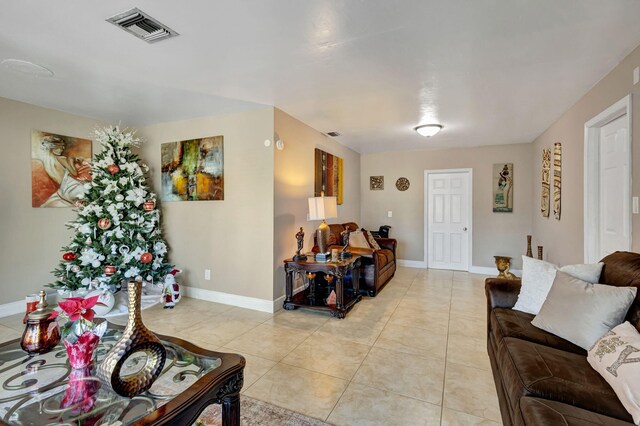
[
  {"left": 485, "top": 278, "right": 521, "bottom": 310},
  {"left": 376, "top": 238, "right": 397, "bottom": 256},
  {"left": 485, "top": 278, "right": 521, "bottom": 335}
]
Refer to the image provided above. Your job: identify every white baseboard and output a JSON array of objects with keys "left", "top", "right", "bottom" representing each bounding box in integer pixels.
[
  {"left": 0, "top": 300, "right": 26, "bottom": 318},
  {"left": 469, "top": 265, "right": 522, "bottom": 276},
  {"left": 397, "top": 261, "right": 522, "bottom": 276},
  {"left": 182, "top": 285, "right": 279, "bottom": 313},
  {"left": 0, "top": 290, "right": 60, "bottom": 319},
  {"left": 397, "top": 259, "right": 427, "bottom": 268}
]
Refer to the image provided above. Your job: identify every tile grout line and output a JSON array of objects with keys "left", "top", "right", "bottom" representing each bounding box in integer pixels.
[
  {"left": 323, "top": 271, "right": 414, "bottom": 423},
  {"left": 439, "top": 270, "right": 455, "bottom": 426}
]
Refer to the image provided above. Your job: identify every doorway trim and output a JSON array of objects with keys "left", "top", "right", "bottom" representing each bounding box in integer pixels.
[
  {"left": 583, "top": 94, "right": 632, "bottom": 263},
  {"left": 424, "top": 168, "right": 473, "bottom": 270}
]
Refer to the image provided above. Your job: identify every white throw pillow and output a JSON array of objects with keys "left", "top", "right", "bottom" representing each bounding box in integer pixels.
[
  {"left": 531, "top": 272, "right": 636, "bottom": 350},
  {"left": 512, "top": 256, "right": 603, "bottom": 315},
  {"left": 588, "top": 322, "right": 640, "bottom": 424}
]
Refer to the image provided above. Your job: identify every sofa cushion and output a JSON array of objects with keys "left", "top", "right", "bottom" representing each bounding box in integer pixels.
[
  {"left": 519, "top": 397, "right": 633, "bottom": 426},
  {"left": 513, "top": 257, "right": 604, "bottom": 315},
  {"left": 588, "top": 322, "right": 640, "bottom": 424},
  {"left": 327, "top": 224, "right": 345, "bottom": 245},
  {"left": 531, "top": 271, "right": 636, "bottom": 350},
  {"left": 491, "top": 308, "right": 585, "bottom": 355},
  {"left": 497, "top": 337, "right": 632, "bottom": 422},
  {"left": 349, "top": 230, "right": 371, "bottom": 249},
  {"left": 374, "top": 249, "right": 394, "bottom": 268}
]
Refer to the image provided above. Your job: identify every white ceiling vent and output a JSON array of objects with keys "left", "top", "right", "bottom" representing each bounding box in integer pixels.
[{"left": 107, "top": 8, "right": 179, "bottom": 43}]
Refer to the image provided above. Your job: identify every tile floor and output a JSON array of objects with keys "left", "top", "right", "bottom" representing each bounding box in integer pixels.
[{"left": 0, "top": 267, "right": 502, "bottom": 425}]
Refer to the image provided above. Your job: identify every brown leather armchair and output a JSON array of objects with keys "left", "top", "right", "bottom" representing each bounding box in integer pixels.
[{"left": 315, "top": 222, "right": 397, "bottom": 296}]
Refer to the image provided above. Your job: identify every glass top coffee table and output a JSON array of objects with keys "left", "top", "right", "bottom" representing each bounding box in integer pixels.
[{"left": 0, "top": 327, "right": 245, "bottom": 425}]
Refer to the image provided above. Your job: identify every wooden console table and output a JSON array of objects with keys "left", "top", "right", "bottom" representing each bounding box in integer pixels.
[
  {"left": 283, "top": 256, "right": 361, "bottom": 318},
  {"left": 0, "top": 327, "right": 245, "bottom": 425}
]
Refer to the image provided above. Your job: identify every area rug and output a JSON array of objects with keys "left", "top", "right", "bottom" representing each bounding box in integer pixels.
[{"left": 194, "top": 395, "right": 332, "bottom": 426}]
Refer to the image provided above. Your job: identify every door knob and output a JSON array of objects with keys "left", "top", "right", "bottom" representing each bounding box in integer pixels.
[{"left": 463, "top": 227, "right": 467, "bottom": 231}]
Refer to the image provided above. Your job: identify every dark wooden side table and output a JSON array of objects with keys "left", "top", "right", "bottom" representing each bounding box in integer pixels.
[
  {"left": 0, "top": 327, "right": 245, "bottom": 425},
  {"left": 283, "top": 256, "right": 362, "bottom": 318}
]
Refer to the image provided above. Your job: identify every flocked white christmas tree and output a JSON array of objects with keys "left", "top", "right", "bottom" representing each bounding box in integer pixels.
[{"left": 50, "top": 126, "right": 173, "bottom": 292}]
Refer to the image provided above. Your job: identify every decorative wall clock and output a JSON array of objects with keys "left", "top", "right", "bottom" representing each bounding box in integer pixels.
[{"left": 396, "top": 177, "right": 410, "bottom": 191}]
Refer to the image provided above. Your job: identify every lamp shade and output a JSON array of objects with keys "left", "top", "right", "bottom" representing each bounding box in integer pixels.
[{"left": 308, "top": 196, "right": 338, "bottom": 220}]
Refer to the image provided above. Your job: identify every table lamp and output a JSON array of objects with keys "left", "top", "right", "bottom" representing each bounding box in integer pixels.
[{"left": 308, "top": 196, "right": 338, "bottom": 256}]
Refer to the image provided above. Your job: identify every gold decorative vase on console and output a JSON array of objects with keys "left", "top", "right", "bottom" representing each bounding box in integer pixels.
[
  {"left": 97, "top": 281, "right": 166, "bottom": 397},
  {"left": 494, "top": 256, "right": 518, "bottom": 280}
]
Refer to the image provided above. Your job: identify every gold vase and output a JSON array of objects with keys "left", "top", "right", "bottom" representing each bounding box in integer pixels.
[{"left": 97, "top": 281, "right": 166, "bottom": 397}]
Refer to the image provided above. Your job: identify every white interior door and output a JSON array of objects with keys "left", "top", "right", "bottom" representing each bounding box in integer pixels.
[
  {"left": 426, "top": 171, "right": 471, "bottom": 270},
  {"left": 599, "top": 115, "right": 630, "bottom": 258}
]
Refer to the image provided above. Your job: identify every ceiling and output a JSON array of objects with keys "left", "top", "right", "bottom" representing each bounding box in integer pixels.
[{"left": 1, "top": 1, "right": 640, "bottom": 154}]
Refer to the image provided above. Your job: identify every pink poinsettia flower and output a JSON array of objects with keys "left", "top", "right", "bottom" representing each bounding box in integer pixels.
[{"left": 49, "top": 295, "right": 101, "bottom": 322}]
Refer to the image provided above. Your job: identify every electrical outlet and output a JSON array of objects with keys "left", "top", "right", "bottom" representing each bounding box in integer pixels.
[
  {"left": 633, "top": 197, "right": 639, "bottom": 214},
  {"left": 204, "top": 269, "right": 211, "bottom": 280},
  {"left": 634, "top": 67, "right": 639, "bottom": 85},
  {"left": 387, "top": 210, "right": 393, "bottom": 218}
]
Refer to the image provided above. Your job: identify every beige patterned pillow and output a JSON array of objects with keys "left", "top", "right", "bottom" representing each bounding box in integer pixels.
[
  {"left": 348, "top": 230, "right": 370, "bottom": 249},
  {"left": 363, "top": 229, "right": 381, "bottom": 250},
  {"left": 588, "top": 322, "right": 640, "bottom": 423}
]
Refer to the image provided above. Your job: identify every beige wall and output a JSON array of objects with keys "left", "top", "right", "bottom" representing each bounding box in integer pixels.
[
  {"left": 139, "top": 108, "right": 276, "bottom": 301},
  {"left": 0, "top": 97, "right": 103, "bottom": 304},
  {"left": 361, "top": 144, "right": 533, "bottom": 269},
  {"left": 532, "top": 45, "right": 640, "bottom": 266},
  {"left": 274, "top": 109, "right": 361, "bottom": 298}
]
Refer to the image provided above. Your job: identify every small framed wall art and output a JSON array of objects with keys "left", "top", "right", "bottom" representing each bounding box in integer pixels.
[{"left": 370, "top": 176, "right": 384, "bottom": 190}]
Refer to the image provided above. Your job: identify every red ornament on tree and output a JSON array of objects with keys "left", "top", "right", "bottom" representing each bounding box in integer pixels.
[
  {"left": 97, "top": 218, "right": 112, "bottom": 230},
  {"left": 63, "top": 252, "right": 76, "bottom": 261},
  {"left": 140, "top": 252, "right": 153, "bottom": 264},
  {"left": 107, "top": 164, "right": 120, "bottom": 175},
  {"left": 104, "top": 265, "right": 116, "bottom": 276},
  {"left": 143, "top": 201, "right": 155, "bottom": 212}
]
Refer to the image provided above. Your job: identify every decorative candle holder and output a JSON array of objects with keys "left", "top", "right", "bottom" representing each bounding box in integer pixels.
[{"left": 526, "top": 235, "right": 533, "bottom": 257}]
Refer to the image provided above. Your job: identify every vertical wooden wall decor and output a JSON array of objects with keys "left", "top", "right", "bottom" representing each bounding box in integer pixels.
[
  {"left": 541, "top": 148, "right": 550, "bottom": 217},
  {"left": 553, "top": 143, "right": 562, "bottom": 220},
  {"left": 314, "top": 148, "right": 344, "bottom": 205}
]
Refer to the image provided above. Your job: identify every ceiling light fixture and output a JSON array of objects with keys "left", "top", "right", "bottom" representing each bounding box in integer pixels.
[
  {"left": 414, "top": 124, "right": 443, "bottom": 137},
  {"left": 1, "top": 59, "right": 54, "bottom": 78}
]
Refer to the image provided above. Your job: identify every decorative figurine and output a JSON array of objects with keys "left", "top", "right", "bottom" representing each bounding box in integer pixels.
[
  {"left": 163, "top": 269, "right": 182, "bottom": 309},
  {"left": 494, "top": 256, "right": 517, "bottom": 280},
  {"left": 340, "top": 229, "right": 352, "bottom": 259},
  {"left": 293, "top": 227, "right": 307, "bottom": 261}
]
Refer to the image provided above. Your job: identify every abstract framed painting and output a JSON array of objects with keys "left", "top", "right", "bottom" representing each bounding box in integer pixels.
[
  {"left": 160, "top": 135, "right": 224, "bottom": 201},
  {"left": 314, "top": 148, "right": 343, "bottom": 204},
  {"left": 31, "top": 130, "right": 92, "bottom": 208}
]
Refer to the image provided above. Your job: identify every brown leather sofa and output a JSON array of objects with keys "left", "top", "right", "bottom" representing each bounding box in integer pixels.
[
  {"left": 485, "top": 251, "right": 640, "bottom": 426},
  {"left": 317, "top": 222, "right": 397, "bottom": 296}
]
